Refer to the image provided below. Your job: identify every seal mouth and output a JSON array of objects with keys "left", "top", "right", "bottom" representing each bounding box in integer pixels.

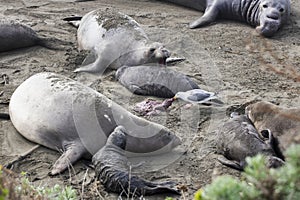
[{"left": 159, "top": 57, "right": 167, "bottom": 66}]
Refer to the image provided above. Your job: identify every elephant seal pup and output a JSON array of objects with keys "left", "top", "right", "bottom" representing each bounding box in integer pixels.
[
  {"left": 246, "top": 101, "right": 300, "bottom": 154},
  {"left": 63, "top": 8, "right": 170, "bottom": 74},
  {"left": 216, "top": 113, "right": 284, "bottom": 170},
  {"left": 162, "top": 0, "right": 290, "bottom": 37},
  {"left": 0, "top": 21, "right": 63, "bottom": 52},
  {"left": 116, "top": 65, "right": 199, "bottom": 98},
  {"left": 93, "top": 126, "right": 181, "bottom": 197},
  {"left": 9, "top": 72, "right": 181, "bottom": 175}
]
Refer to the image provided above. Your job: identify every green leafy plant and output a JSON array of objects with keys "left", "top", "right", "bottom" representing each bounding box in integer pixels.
[{"left": 195, "top": 144, "right": 300, "bottom": 200}]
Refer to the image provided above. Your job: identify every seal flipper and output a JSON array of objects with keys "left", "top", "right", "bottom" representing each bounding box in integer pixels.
[
  {"left": 51, "top": 141, "right": 86, "bottom": 175},
  {"left": 74, "top": 57, "right": 105, "bottom": 74},
  {"left": 217, "top": 156, "right": 244, "bottom": 171},
  {"left": 189, "top": 5, "right": 219, "bottom": 28}
]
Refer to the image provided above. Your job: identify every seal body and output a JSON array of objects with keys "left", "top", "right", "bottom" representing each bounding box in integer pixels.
[
  {"left": 217, "top": 113, "right": 284, "bottom": 170},
  {"left": 70, "top": 8, "right": 170, "bottom": 74},
  {"left": 116, "top": 65, "right": 199, "bottom": 98},
  {"left": 9, "top": 72, "right": 181, "bottom": 175},
  {"left": 0, "top": 22, "right": 45, "bottom": 52},
  {"left": 162, "top": 0, "right": 290, "bottom": 37},
  {"left": 93, "top": 126, "right": 181, "bottom": 196},
  {"left": 246, "top": 101, "right": 300, "bottom": 154}
]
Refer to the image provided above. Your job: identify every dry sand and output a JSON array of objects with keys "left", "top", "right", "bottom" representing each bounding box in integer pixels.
[{"left": 0, "top": 0, "right": 299, "bottom": 199}]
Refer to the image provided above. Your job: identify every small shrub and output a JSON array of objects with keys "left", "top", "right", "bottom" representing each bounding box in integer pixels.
[{"left": 196, "top": 144, "right": 300, "bottom": 200}]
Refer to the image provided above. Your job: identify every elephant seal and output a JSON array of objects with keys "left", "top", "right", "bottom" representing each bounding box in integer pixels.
[
  {"left": 9, "top": 72, "right": 181, "bottom": 175},
  {"left": 216, "top": 113, "right": 284, "bottom": 170},
  {"left": 63, "top": 8, "right": 170, "bottom": 74},
  {"left": 0, "top": 21, "right": 64, "bottom": 52},
  {"left": 116, "top": 65, "right": 199, "bottom": 98},
  {"left": 246, "top": 101, "right": 300, "bottom": 154},
  {"left": 162, "top": 0, "right": 290, "bottom": 37},
  {"left": 93, "top": 126, "right": 181, "bottom": 196}
]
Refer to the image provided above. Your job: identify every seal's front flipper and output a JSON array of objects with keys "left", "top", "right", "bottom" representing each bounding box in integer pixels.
[
  {"left": 189, "top": 6, "right": 219, "bottom": 29},
  {"left": 217, "top": 156, "right": 243, "bottom": 171},
  {"left": 51, "top": 142, "right": 85, "bottom": 175},
  {"left": 74, "top": 57, "right": 105, "bottom": 74}
]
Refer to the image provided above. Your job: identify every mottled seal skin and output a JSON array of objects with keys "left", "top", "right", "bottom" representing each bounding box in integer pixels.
[
  {"left": 9, "top": 72, "right": 181, "bottom": 175},
  {"left": 217, "top": 113, "right": 284, "bottom": 170},
  {"left": 162, "top": 0, "right": 290, "bottom": 37},
  {"left": 0, "top": 22, "right": 61, "bottom": 52},
  {"left": 64, "top": 8, "right": 170, "bottom": 74},
  {"left": 116, "top": 65, "right": 199, "bottom": 98},
  {"left": 246, "top": 101, "right": 300, "bottom": 154},
  {"left": 93, "top": 126, "right": 181, "bottom": 197}
]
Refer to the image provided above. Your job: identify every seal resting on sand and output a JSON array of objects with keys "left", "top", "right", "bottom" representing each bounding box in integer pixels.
[
  {"left": 9, "top": 72, "right": 181, "bottom": 175},
  {"left": 0, "top": 21, "right": 65, "bottom": 52},
  {"left": 116, "top": 65, "right": 199, "bottom": 98},
  {"left": 216, "top": 113, "right": 284, "bottom": 170},
  {"left": 162, "top": 0, "right": 290, "bottom": 37},
  {"left": 246, "top": 101, "right": 300, "bottom": 154},
  {"left": 93, "top": 126, "right": 181, "bottom": 197},
  {"left": 63, "top": 8, "right": 170, "bottom": 74}
]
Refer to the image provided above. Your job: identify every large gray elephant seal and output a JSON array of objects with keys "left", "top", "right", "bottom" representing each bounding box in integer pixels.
[
  {"left": 246, "top": 101, "right": 300, "bottom": 154},
  {"left": 216, "top": 113, "right": 284, "bottom": 170},
  {"left": 63, "top": 8, "right": 170, "bottom": 74},
  {"left": 9, "top": 72, "right": 181, "bottom": 175},
  {"left": 116, "top": 65, "right": 199, "bottom": 98},
  {"left": 0, "top": 21, "right": 65, "bottom": 52},
  {"left": 162, "top": 0, "right": 290, "bottom": 37},
  {"left": 93, "top": 126, "right": 181, "bottom": 196}
]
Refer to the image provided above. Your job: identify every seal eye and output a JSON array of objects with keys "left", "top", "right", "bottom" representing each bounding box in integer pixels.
[
  {"left": 149, "top": 47, "right": 156, "bottom": 53},
  {"left": 279, "top": 8, "right": 284, "bottom": 13},
  {"left": 262, "top": 4, "right": 268, "bottom": 8}
]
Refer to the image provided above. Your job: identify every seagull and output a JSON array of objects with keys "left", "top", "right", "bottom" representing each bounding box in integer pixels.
[{"left": 173, "top": 89, "right": 220, "bottom": 104}]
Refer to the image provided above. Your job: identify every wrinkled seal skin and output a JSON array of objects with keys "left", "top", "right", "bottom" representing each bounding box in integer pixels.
[
  {"left": 116, "top": 65, "right": 199, "bottom": 98},
  {"left": 0, "top": 22, "right": 47, "bottom": 52},
  {"left": 66, "top": 8, "right": 170, "bottom": 74},
  {"left": 93, "top": 126, "right": 181, "bottom": 197},
  {"left": 246, "top": 101, "right": 300, "bottom": 154},
  {"left": 9, "top": 72, "right": 181, "bottom": 175},
  {"left": 162, "top": 0, "right": 290, "bottom": 37},
  {"left": 217, "top": 113, "right": 284, "bottom": 170}
]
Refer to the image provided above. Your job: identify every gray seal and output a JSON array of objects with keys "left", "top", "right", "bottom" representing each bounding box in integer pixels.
[
  {"left": 0, "top": 21, "right": 64, "bottom": 52},
  {"left": 116, "top": 65, "right": 199, "bottom": 98},
  {"left": 246, "top": 101, "right": 300, "bottom": 154},
  {"left": 162, "top": 0, "right": 290, "bottom": 37},
  {"left": 92, "top": 126, "right": 181, "bottom": 197},
  {"left": 63, "top": 8, "right": 170, "bottom": 74},
  {"left": 9, "top": 72, "right": 181, "bottom": 175},
  {"left": 216, "top": 113, "right": 284, "bottom": 170}
]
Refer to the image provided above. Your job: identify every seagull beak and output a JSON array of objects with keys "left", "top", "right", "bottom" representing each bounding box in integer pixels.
[{"left": 172, "top": 96, "right": 178, "bottom": 100}]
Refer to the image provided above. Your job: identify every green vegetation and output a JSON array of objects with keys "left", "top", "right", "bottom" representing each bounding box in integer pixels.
[
  {"left": 195, "top": 144, "right": 300, "bottom": 200},
  {"left": 0, "top": 166, "right": 77, "bottom": 200}
]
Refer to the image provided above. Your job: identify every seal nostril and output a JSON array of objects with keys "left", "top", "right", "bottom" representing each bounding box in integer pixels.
[{"left": 262, "top": 4, "right": 268, "bottom": 8}]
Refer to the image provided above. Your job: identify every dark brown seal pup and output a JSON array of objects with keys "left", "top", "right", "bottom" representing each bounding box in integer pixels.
[
  {"left": 92, "top": 126, "right": 181, "bottom": 197},
  {"left": 0, "top": 21, "right": 63, "bottom": 52},
  {"left": 246, "top": 101, "right": 300, "bottom": 154},
  {"left": 116, "top": 65, "right": 199, "bottom": 98},
  {"left": 217, "top": 113, "right": 284, "bottom": 170}
]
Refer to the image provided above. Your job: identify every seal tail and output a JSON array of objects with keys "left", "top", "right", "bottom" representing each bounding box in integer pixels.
[
  {"left": 0, "top": 113, "right": 10, "bottom": 120},
  {"left": 140, "top": 180, "right": 181, "bottom": 196},
  {"left": 62, "top": 16, "right": 82, "bottom": 28}
]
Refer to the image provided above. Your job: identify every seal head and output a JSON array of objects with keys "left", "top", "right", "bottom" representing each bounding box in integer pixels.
[{"left": 256, "top": 0, "right": 291, "bottom": 37}]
